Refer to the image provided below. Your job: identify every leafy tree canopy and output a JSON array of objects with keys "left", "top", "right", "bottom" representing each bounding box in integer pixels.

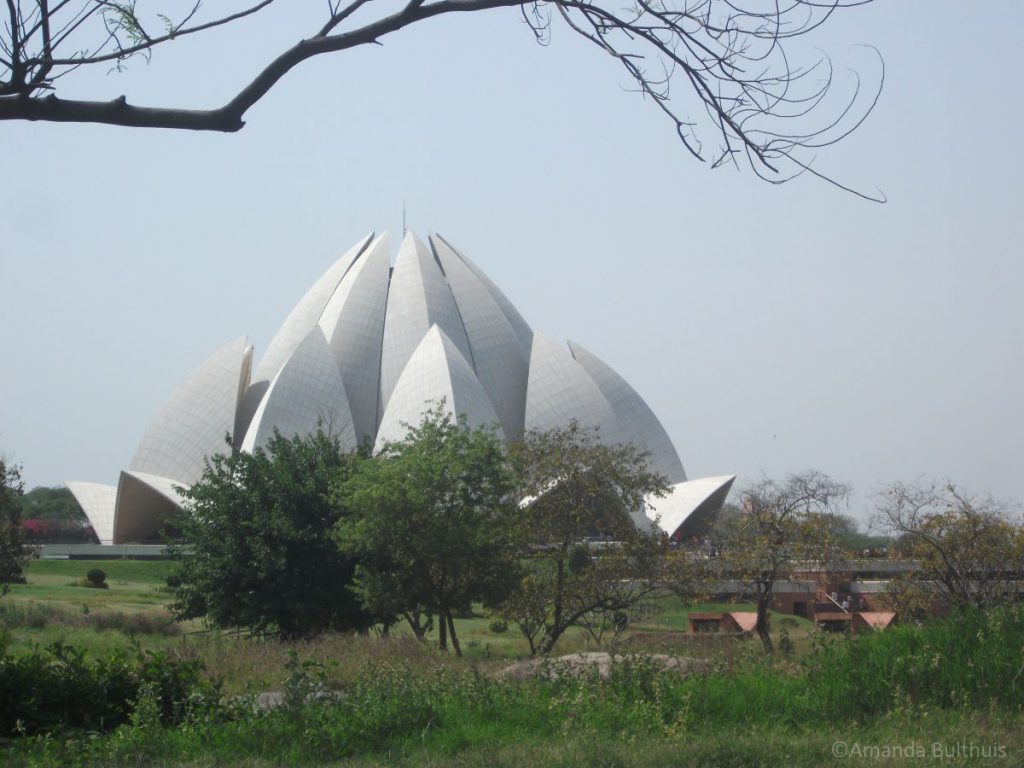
[
  {"left": 333, "top": 403, "right": 520, "bottom": 656},
  {"left": 167, "top": 430, "right": 374, "bottom": 639},
  {"left": 498, "top": 421, "right": 670, "bottom": 655},
  {"left": 0, "top": 457, "right": 37, "bottom": 594}
]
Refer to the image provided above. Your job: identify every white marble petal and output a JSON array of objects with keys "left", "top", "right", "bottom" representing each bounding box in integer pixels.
[
  {"left": 241, "top": 327, "right": 356, "bottom": 453},
  {"left": 378, "top": 232, "right": 473, "bottom": 422},
  {"left": 375, "top": 325, "right": 504, "bottom": 451},
  {"left": 317, "top": 233, "right": 391, "bottom": 445},
  {"left": 129, "top": 336, "right": 249, "bottom": 485},
  {"left": 568, "top": 341, "right": 687, "bottom": 483},
  {"left": 430, "top": 234, "right": 529, "bottom": 440},
  {"left": 432, "top": 233, "right": 533, "bottom": 351},
  {"left": 252, "top": 234, "right": 372, "bottom": 384},
  {"left": 65, "top": 482, "right": 117, "bottom": 544},
  {"left": 112, "top": 470, "right": 188, "bottom": 544},
  {"left": 644, "top": 475, "right": 736, "bottom": 539},
  {"left": 524, "top": 332, "right": 624, "bottom": 444}
]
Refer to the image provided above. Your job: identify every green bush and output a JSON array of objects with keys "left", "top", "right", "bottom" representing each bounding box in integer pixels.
[
  {"left": 0, "top": 643, "right": 221, "bottom": 736},
  {"left": 86, "top": 568, "right": 106, "bottom": 586}
]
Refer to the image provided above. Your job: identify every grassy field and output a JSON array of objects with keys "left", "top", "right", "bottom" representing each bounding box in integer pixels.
[
  {"left": 0, "top": 559, "right": 188, "bottom": 657},
  {"left": 7, "top": 559, "right": 1020, "bottom": 766},
  {"left": 2, "top": 559, "right": 818, "bottom": 690}
]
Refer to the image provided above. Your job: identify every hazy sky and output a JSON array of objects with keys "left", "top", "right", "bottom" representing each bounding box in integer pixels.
[{"left": 2, "top": 1, "right": 1022, "bottom": 524}]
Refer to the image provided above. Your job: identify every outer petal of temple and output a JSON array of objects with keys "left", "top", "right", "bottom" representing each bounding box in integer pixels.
[
  {"left": 129, "top": 336, "right": 250, "bottom": 486},
  {"left": 568, "top": 341, "right": 687, "bottom": 484},
  {"left": 644, "top": 475, "right": 737, "bottom": 541},
  {"left": 524, "top": 332, "right": 625, "bottom": 444},
  {"left": 432, "top": 233, "right": 534, "bottom": 352},
  {"left": 65, "top": 482, "right": 117, "bottom": 544},
  {"left": 375, "top": 325, "right": 504, "bottom": 451},
  {"left": 236, "top": 235, "right": 372, "bottom": 442},
  {"left": 112, "top": 471, "right": 188, "bottom": 544},
  {"left": 241, "top": 327, "right": 356, "bottom": 453},
  {"left": 252, "top": 234, "right": 371, "bottom": 385}
]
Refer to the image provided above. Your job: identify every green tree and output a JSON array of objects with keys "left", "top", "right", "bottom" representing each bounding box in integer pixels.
[
  {"left": 18, "top": 486, "right": 84, "bottom": 523},
  {"left": 827, "top": 513, "right": 891, "bottom": 555},
  {"left": 715, "top": 470, "right": 848, "bottom": 653},
  {"left": 333, "top": 404, "right": 519, "bottom": 656},
  {"left": 498, "top": 421, "right": 670, "bottom": 655},
  {"left": 167, "top": 430, "right": 374, "bottom": 639},
  {"left": 0, "top": 457, "right": 36, "bottom": 595}
]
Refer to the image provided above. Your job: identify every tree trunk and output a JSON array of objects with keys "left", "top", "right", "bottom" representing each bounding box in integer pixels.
[
  {"left": 519, "top": 623, "right": 538, "bottom": 656},
  {"left": 404, "top": 611, "right": 430, "bottom": 641},
  {"left": 537, "top": 625, "right": 565, "bottom": 656},
  {"left": 438, "top": 611, "right": 447, "bottom": 651},
  {"left": 756, "top": 591, "right": 774, "bottom": 654},
  {"left": 446, "top": 610, "right": 462, "bottom": 657}
]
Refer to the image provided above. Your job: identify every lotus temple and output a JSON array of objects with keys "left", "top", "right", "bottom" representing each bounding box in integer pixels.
[{"left": 67, "top": 231, "right": 733, "bottom": 545}]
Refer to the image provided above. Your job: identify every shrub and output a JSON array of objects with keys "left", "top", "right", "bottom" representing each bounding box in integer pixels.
[
  {"left": 90, "top": 611, "right": 182, "bottom": 636},
  {"left": 0, "top": 643, "right": 221, "bottom": 736},
  {"left": 86, "top": 568, "right": 106, "bottom": 586},
  {"left": 488, "top": 619, "right": 508, "bottom": 634}
]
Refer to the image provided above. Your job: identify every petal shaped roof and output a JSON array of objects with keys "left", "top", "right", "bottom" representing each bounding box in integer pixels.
[
  {"left": 524, "top": 332, "right": 624, "bottom": 443},
  {"left": 241, "top": 327, "right": 356, "bottom": 453},
  {"left": 431, "top": 234, "right": 529, "bottom": 441},
  {"left": 129, "top": 336, "right": 249, "bottom": 486},
  {"left": 65, "top": 481, "right": 117, "bottom": 544},
  {"left": 235, "top": 235, "right": 371, "bottom": 443},
  {"left": 379, "top": 232, "right": 474, "bottom": 421},
  {"left": 317, "top": 233, "right": 391, "bottom": 445},
  {"left": 69, "top": 230, "right": 729, "bottom": 543},
  {"left": 644, "top": 475, "right": 736, "bottom": 540},
  {"left": 568, "top": 341, "right": 687, "bottom": 484},
  {"left": 252, "top": 234, "right": 372, "bottom": 385},
  {"left": 432, "top": 233, "right": 533, "bottom": 351},
  {"left": 113, "top": 471, "right": 186, "bottom": 544},
  {"left": 375, "top": 325, "right": 504, "bottom": 450}
]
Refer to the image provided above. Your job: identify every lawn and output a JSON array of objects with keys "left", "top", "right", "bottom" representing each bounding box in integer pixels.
[{"left": 1, "top": 559, "right": 186, "bottom": 656}]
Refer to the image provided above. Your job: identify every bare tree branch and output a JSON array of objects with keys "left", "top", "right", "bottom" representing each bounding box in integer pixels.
[{"left": 0, "top": 0, "right": 882, "bottom": 196}]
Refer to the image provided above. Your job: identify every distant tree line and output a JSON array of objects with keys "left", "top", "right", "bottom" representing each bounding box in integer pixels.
[{"left": 17, "top": 486, "right": 96, "bottom": 543}]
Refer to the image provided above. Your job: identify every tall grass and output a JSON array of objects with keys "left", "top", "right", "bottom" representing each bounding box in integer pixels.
[
  {"left": 0, "top": 602, "right": 180, "bottom": 637},
  {"left": 811, "top": 606, "right": 1024, "bottom": 713},
  {"left": 3, "top": 607, "right": 1023, "bottom": 766}
]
